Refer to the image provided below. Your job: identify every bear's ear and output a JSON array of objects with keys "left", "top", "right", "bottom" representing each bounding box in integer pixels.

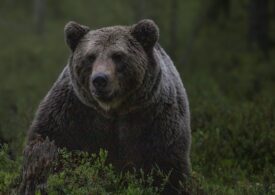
[
  {"left": 64, "top": 21, "right": 90, "bottom": 51},
  {"left": 131, "top": 19, "right": 159, "bottom": 51}
]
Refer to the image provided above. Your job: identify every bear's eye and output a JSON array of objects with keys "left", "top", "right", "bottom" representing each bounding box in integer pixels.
[
  {"left": 87, "top": 54, "right": 96, "bottom": 63},
  {"left": 112, "top": 52, "right": 128, "bottom": 73},
  {"left": 111, "top": 52, "right": 126, "bottom": 62},
  {"left": 83, "top": 54, "right": 96, "bottom": 66}
]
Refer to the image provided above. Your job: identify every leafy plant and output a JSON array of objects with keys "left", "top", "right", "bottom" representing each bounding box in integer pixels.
[
  {"left": 47, "top": 149, "right": 168, "bottom": 195},
  {"left": 0, "top": 144, "right": 20, "bottom": 194}
]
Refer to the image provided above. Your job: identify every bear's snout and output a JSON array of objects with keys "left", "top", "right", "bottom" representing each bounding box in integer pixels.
[
  {"left": 92, "top": 73, "right": 108, "bottom": 90},
  {"left": 90, "top": 72, "right": 115, "bottom": 102}
]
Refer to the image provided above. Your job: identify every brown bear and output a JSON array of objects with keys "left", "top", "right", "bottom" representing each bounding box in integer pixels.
[{"left": 19, "top": 19, "right": 191, "bottom": 194}]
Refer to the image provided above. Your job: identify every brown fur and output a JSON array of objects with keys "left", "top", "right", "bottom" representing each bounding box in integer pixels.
[{"left": 20, "top": 20, "right": 191, "bottom": 194}]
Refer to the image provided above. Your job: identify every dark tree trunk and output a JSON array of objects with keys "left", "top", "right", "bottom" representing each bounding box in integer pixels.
[
  {"left": 207, "top": 0, "right": 231, "bottom": 21},
  {"left": 248, "top": 0, "right": 270, "bottom": 56},
  {"left": 169, "top": 0, "right": 179, "bottom": 60},
  {"left": 182, "top": 0, "right": 231, "bottom": 64},
  {"left": 133, "top": 0, "right": 146, "bottom": 21},
  {"left": 34, "top": 0, "right": 46, "bottom": 35}
]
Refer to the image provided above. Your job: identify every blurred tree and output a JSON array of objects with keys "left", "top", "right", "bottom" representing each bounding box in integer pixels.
[
  {"left": 207, "top": 0, "right": 231, "bottom": 21},
  {"left": 169, "top": 0, "right": 179, "bottom": 59},
  {"left": 49, "top": 0, "right": 63, "bottom": 19},
  {"left": 182, "top": 1, "right": 217, "bottom": 64},
  {"left": 0, "top": 131, "right": 5, "bottom": 146},
  {"left": 248, "top": 0, "right": 271, "bottom": 57},
  {"left": 133, "top": 0, "right": 146, "bottom": 20},
  {"left": 34, "top": 0, "right": 46, "bottom": 35}
]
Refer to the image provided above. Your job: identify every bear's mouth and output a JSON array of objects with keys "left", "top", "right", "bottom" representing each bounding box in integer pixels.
[{"left": 92, "top": 90, "right": 115, "bottom": 102}]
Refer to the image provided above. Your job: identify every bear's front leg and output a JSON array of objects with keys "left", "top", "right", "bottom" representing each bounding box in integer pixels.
[{"left": 19, "top": 135, "right": 57, "bottom": 195}]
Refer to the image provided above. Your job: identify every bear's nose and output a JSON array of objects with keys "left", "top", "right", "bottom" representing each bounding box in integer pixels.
[{"left": 92, "top": 73, "right": 108, "bottom": 90}]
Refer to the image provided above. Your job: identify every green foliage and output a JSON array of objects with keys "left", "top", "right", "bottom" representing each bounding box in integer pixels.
[
  {"left": 0, "top": 145, "right": 20, "bottom": 193},
  {"left": 47, "top": 149, "right": 166, "bottom": 195},
  {"left": 184, "top": 171, "right": 273, "bottom": 195},
  {"left": 0, "top": 146, "right": 274, "bottom": 194},
  {"left": 187, "top": 11, "right": 275, "bottom": 183}
]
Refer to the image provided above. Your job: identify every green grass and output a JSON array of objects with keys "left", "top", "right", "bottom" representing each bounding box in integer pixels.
[
  {"left": 47, "top": 149, "right": 168, "bottom": 195},
  {"left": 0, "top": 146, "right": 274, "bottom": 194}
]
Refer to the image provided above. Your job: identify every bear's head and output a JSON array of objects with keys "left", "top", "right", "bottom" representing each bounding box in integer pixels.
[{"left": 65, "top": 20, "right": 160, "bottom": 113}]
